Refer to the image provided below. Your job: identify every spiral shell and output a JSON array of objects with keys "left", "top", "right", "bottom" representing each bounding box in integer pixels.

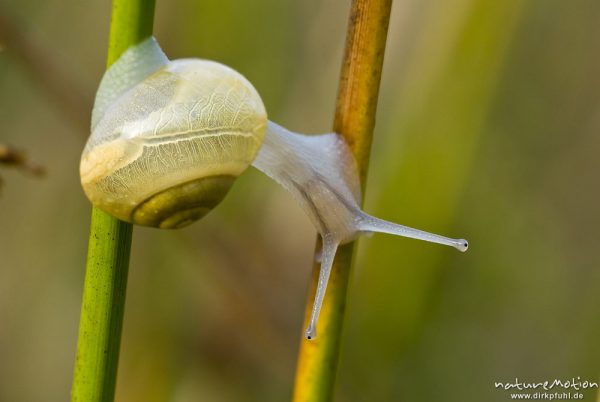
[{"left": 81, "top": 40, "right": 267, "bottom": 228}]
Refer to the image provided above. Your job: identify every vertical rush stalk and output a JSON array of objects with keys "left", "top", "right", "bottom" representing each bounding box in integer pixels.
[
  {"left": 292, "top": 0, "right": 393, "bottom": 401},
  {"left": 71, "top": 1, "right": 155, "bottom": 401}
]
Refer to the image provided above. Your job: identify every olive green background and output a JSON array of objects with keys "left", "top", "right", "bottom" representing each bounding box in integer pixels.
[{"left": 1, "top": 0, "right": 599, "bottom": 401}]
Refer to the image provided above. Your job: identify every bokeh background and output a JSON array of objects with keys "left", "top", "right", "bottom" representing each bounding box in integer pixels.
[{"left": 1, "top": 0, "right": 600, "bottom": 401}]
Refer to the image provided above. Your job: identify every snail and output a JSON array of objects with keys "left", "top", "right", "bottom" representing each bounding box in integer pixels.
[{"left": 81, "top": 37, "right": 468, "bottom": 340}]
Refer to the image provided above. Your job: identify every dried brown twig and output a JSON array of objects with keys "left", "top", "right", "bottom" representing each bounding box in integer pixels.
[{"left": 0, "top": 143, "right": 45, "bottom": 192}]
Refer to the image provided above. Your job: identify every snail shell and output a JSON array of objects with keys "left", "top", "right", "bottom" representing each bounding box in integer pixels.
[{"left": 81, "top": 39, "right": 266, "bottom": 228}]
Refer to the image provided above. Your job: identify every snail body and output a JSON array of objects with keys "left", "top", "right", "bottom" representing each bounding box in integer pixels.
[{"left": 81, "top": 38, "right": 468, "bottom": 339}]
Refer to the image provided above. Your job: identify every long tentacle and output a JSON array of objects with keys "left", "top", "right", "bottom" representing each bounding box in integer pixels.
[{"left": 358, "top": 213, "right": 468, "bottom": 252}]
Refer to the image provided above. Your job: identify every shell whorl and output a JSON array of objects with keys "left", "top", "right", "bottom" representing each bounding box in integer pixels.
[{"left": 81, "top": 40, "right": 267, "bottom": 228}]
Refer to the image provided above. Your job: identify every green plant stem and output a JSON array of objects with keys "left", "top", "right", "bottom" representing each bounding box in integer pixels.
[
  {"left": 106, "top": 0, "right": 157, "bottom": 66},
  {"left": 71, "top": 1, "right": 155, "bottom": 401},
  {"left": 292, "top": 1, "right": 392, "bottom": 401}
]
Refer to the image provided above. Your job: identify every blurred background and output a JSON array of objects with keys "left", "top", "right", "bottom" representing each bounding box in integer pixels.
[{"left": 1, "top": 0, "right": 600, "bottom": 401}]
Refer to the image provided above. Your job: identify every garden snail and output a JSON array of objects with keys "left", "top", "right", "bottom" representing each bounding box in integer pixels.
[{"left": 81, "top": 37, "right": 468, "bottom": 340}]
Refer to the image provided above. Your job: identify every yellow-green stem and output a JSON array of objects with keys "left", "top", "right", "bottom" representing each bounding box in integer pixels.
[
  {"left": 71, "top": 1, "right": 155, "bottom": 401},
  {"left": 292, "top": 0, "right": 393, "bottom": 401}
]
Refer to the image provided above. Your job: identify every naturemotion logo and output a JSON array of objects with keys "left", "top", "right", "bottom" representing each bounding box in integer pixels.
[{"left": 494, "top": 377, "right": 598, "bottom": 400}]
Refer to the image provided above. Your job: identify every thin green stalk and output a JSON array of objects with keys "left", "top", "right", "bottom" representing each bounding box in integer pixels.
[
  {"left": 292, "top": 1, "right": 392, "bottom": 401},
  {"left": 71, "top": 1, "right": 155, "bottom": 401}
]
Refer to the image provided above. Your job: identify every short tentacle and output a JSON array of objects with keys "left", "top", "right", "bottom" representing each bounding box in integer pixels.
[{"left": 305, "top": 236, "right": 339, "bottom": 340}]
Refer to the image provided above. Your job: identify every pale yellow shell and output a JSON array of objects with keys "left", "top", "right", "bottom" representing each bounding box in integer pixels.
[{"left": 81, "top": 46, "right": 267, "bottom": 228}]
